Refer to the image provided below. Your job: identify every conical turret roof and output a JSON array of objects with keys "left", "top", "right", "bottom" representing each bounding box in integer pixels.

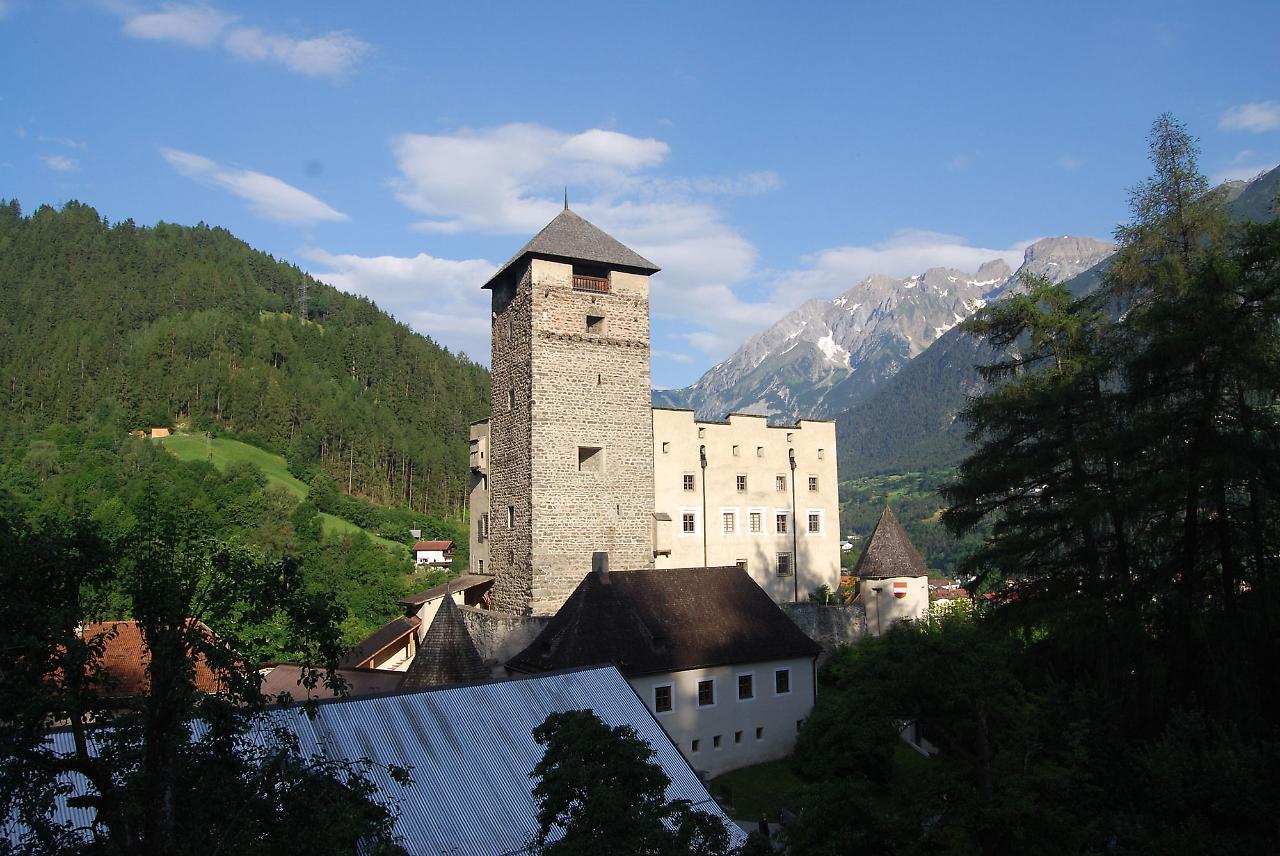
[
  {"left": 853, "top": 505, "right": 929, "bottom": 580},
  {"left": 400, "top": 593, "right": 488, "bottom": 691},
  {"left": 483, "top": 208, "right": 659, "bottom": 289}
]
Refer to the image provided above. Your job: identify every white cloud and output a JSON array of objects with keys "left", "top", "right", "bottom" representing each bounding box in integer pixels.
[
  {"left": 1058, "top": 155, "right": 1085, "bottom": 170},
  {"left": 39, "top": 154, "right": 78, "bottom": 171},
  {"left": 114, "top": 3, "right": 369, "bottom": 78},
  {"left": 161, "top": 147, "right": 348, "bottom": 224},
  {"left": 223, "top": 27, "right": 369, "bottom": 78},
  {"left": 1220, "top": 101, "right": 1280, "bottom": 133},
  {"left": 653, "top": 349, "right": 694, "bottom": 364},
  {"left": 301, "top": 248, "right": 496, "bottom": 361},
  {"left": 122, "top": 3, "right": 233, "bottom": 46},
  {"left": 1210, "top": 163, "right": 1278, "bottom": 185}
]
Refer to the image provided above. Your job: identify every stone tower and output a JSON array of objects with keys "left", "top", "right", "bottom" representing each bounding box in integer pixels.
[{"left": 483, "top": 208, "right": 659, "bottom": 616}]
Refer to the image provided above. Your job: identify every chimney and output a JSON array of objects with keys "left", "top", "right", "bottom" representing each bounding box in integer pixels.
[
  {"left": 410, "top": 529, "right": 421, "bottom": 539},
  {"left": 592, "top": 551, "right": 610, "bottom": 583}
]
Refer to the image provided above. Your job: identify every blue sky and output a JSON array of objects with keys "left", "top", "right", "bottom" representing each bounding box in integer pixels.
[{"left": 2, "top": 1, "right": 1278, "bottom": 388}]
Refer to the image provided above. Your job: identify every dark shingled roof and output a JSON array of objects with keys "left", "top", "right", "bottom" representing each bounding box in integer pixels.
[
  {"left": 400, "top": 595, "right": 488, "bottom": 691},
  {"left": 506, "top": 566, "right": 821, "bottom": 677},
  {"left": 854, "top": 506, "right": 930, "bottom": 579},
  {"left": 483, "top": 208, "right": 660, "bottom": 289},
  {"left": 398, "top": 574, "right": 493, "bottom": 607},
  {"left": 339, "top": 615, "right": 420, "bottom": 668}
]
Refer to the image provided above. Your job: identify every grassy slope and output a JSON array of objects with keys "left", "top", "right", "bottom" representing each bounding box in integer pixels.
[{"left": 156, "top": 434, "right": 408, "bottom": 556}]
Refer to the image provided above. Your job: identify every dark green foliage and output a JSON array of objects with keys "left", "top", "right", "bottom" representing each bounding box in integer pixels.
[
  {"left": 0, "top": 201, "right": 489, "bottom": 518},
  {"left": 529, "top": 710, "right": 735, "bottom": 856},
  {"left": 0, "top": 500, "right": 408, "bottom": 855}
]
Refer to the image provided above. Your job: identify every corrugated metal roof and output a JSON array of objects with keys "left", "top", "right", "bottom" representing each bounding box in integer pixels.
[{"left": 6, "top": 666, "right": 744, "bottom": 855}]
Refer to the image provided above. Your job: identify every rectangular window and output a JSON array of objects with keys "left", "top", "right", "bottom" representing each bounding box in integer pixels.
[
  {"left": 808, "top": 512, "right": 821, "bottom": 534},
  {"left": 691, "top": 739, "right": 700, "bottom": 752},
  {"left": 661, "top": 442, "right": 670, "bottom": 454},
  {"left": 817, "top": 448, "right": 825, "bottom": 460},
  {"left": 478, "top": 512, "right": 489, "bottom": 538},
  {"left": 722, "top": 511, "right": 736, "bottom": 534},
  {"left": 776, "top": 513, "right": 788, "bottom": 534},
  {"left": 578, "top": 446, "right": 604, "bottom": 473},
  {"left": 749, "top": 511, "right": 762, "bottom": 533},
  {"left": 756, "top": 727, "right": 764, "bottom": 740},
  {"left": 775, "top": 668, "right": 791, "bottom": 695},
  {"left": 697, "top": 679, "right": 715, "bottom": 707},
  {"left": 797, "top": 719, "right": 804, "bottom": 733},
  {"left": 713, "top": 734, "right": 722, "bottom": 748},
  {"left": 732, "top": 445, "right": 740, "bottom": 457},
  {"left": 738, "top": 673, "right": 754, "bottom": 701},
  {"left": 681, "top": 512, "right": 696, "bottom": 533},
  {"left": 776, "top": 475, "right": 786, "bottom": 492},
  {"left": 697, "top": 427, "right": 706, "bottom": 439},
  {"left": 585, "top": 314, "right": 605, "bottom": 334},
  {"left": 808, "top": 476, "right": 819, "bottom": 492},
  {"left": 735, "top": 559, "right": 748, "bottom": 572},
  {"left": 756, "top": 446, "right": 764, "bottom": 457},
  {"left": 507, "top": 505, "right": 515, "bottom": 528},
  {"left": 736, "top": 474, "right": 747, "bottom": 492},
  {"left": 477, "top": 559, "right": 484, "bottom": 574},
  {"left": 734, "top": 730, "right": 743, "bottom": 744},
  {"left": 507, "top": 388, "right": 516, "bottom": 410},
  {"left": 777, "top": 553, "right": 793, "bottom": 576},
  {"left": 654, "top": 685, "right": 673, "bottom": 714},
  {"left": 683, "top": 473, "right": 695, "bottom": 491}
]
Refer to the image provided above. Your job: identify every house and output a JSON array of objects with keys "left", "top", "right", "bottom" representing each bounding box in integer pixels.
[
  {"left": 854, "top": 505, "right": 931, "bottom": 633},
  {"left": 337, "top": 615, "right": 421, "bottom": 671},
  {"left": 506, "top": 564, "right": 822, "bottom": 777},
  {"left": 412, "top": 539, "right": 454, "bottom": 567},
  {"left": 398, "top": 594, "right": 489, "bottom": 691},
  {"left": 257, "top": 663, "right": 405, "bottom": 700},
  {"left": 15, "top": 666, "right": 745, "bottom": 854},
  {"left": 398, "top": 573, "right": 494, "bottom": 632},
  {"left": 77, "top": 620, "right": 223, "bottom": 696}
]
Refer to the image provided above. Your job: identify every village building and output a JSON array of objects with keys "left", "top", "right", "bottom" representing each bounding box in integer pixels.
[
  {"left": 506, "top": 565, "right": 821, "bottom": 778},
  {"left": 412, "top": 538, "right": 455, "bottom": 567},
  {"left": 853, "top": 505, "right": 931, "bottom": 633},
  {"left": 399, "top": 594, "right": 489, "bottom": 691},
  {"left": 467, "top": 206, "right": 841, "bottom": 616},
  {"left": 77, "top": 620, "right": 223, "bottom": 697}
]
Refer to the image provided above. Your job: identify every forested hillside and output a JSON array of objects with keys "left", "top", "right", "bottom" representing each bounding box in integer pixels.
[{"left": 0, "top": 200, "right": 489, "bottom": 517}]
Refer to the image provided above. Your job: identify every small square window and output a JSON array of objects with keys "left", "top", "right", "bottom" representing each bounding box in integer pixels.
[
  {"left": 756, "top": 727, "right": 764, "bottom": 740},
  {"left": 808, "top": 476, "right": 819, "bottom": 492},
  {"left": 734, "top": 730, "right": 743, "bottom": 744},
  {"left": 722, "top": 512, "right": 736, "bottom": 534},
  {"left": 683, "top": 474, "right": 695, "bottom": 491},
  {"left": 681, "top": 513, "right": 696, "bottom": 533},
  {"left": 776, "top": 513, "right": 788, "bottom": 535},
  {"left": 738, "top": 674, "right": 754, "bottom": 700},
  {"left": 776, "top": 475, "right": 786, "bottom": 492},
  {"left": 586, "top": 314, "right": 605, "bottom": 334},
  {"left": 654, "top": 685, "right": 672, "bottom": 713},
  {"left": 661, "top": 442, "right": 670, "bottom": 454},
  {"left": 578, "top": 446, "right": 604, "bottom": 473},
  {"left": 697, "top": 679, "right": 715, "bottom": 707},
  {"left": 756, "top": 446, "right": 764, "bottom": 457},
  {"left": 776, "top": 553, "right": 792, "bottom": 576},
  {"left": 775, "top": 669, "right": 791, "bottom": 695},
  {"left": 736, "top": 474, "right": 747, "bottom": 492},
  {"left": 749, "top": 511, "right": 762, "bottom": 533},
  {"left": 691, "top": 739, "right": 700, "bottom": 752},
  {"left": 732, "top": 445, "right": 740, "bottom": 457}
]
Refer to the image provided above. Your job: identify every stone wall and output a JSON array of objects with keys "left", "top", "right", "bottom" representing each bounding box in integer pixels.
[
  {"left": 780, "top": 602, "right": 867, "bottom": 656},
  {"left": 487, "top": 266, "right": 535, "bottom": 614},
  {"left": 458, "top": 606, "right": 550, "bottom": 667},
  {"left": 526, "top": 260, "right": 655, "bottom": 615}
]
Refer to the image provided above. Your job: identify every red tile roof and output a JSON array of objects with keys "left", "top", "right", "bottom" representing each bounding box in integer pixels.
[
  {"left": 413, "top": 540, "right": 454, "bottom": 552},
  {"left": 80, "top": 620, "right": 223, "bottom": 696}
]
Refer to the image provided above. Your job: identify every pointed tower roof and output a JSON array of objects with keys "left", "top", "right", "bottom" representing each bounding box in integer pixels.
[
  {"left": 400, "top": 594, "right": 488, "bottom": 691},
  {"left": 853, "top": 506, "right": 930, "bottom": 580},
  {"left": 483, "top": 208, "right": 660, "bottom": 289}
]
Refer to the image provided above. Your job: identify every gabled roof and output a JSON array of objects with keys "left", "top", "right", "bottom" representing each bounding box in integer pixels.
[
  {"left": 412, "top": 539, "right": 453, "bottom": 552},
  {"left": 506, "top": 566, "right": 820, "bottom": 677},
  {"left": 24, "top": 666, "right": 745, "bottom": 854},
  {"left": 399, "top": 595, "right": 487, "bottom": 691},
  {"left": 338, "top": 615, "right": 420, "bottom": 668},
  {"left": 398, "top": 573, "right": 494, "bottom": 607},
  {"left": 482, "top": 208, "right": 660, "bottom": 289},
  {"left": 854, "top": 505, "right": 930, "bottom": 579}
]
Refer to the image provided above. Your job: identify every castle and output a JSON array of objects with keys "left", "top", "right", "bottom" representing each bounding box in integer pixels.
[{"left": 466, "top": 206, "right": 841, "bottom": 616}]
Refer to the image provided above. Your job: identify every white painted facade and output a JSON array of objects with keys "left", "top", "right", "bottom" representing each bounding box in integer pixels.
[
  {"left": 861, "top": 575, "right": 930, "bottom": 634},
  {"left": 652, "top": 409, "right": 841, "bottom": 604},
  {"left": 627, "top": 655, "right": 816, "bottom": 777}
]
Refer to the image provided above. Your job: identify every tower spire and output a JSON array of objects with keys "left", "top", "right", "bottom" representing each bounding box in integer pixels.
[{"left": 564, "top": 187, "right": 568, "bottom": 210}]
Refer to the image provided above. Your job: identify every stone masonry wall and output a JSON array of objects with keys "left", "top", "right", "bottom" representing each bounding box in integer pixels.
[
  {"left": 780, "top": 603, "right": 867, "bottom": 659},
  {"left": 527, "top": 261, "right": 656, "bottom": 615},
  {"left": 458, "top": 606, "right": 550, "bottom": 668},
  {"left": 487, "top": 266, "right": 535, "bottom": 614}
]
